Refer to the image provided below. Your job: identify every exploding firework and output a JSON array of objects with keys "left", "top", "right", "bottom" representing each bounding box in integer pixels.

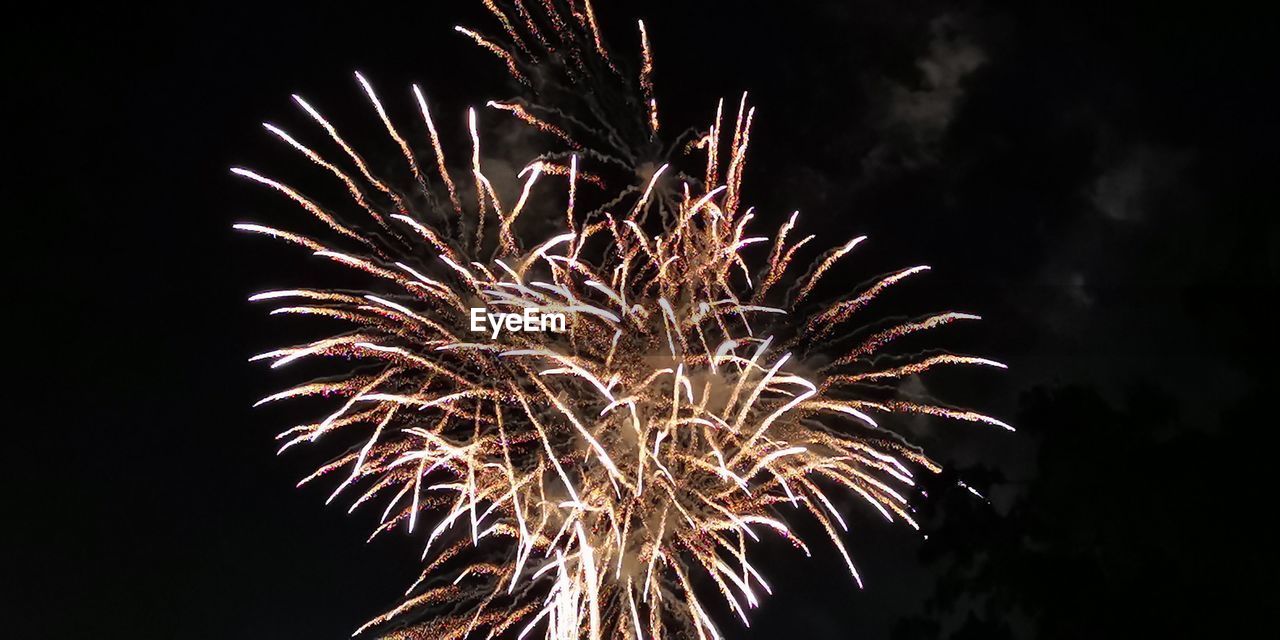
[{"left": 237, "top": 2, "right": 1009, "bottom": 639}]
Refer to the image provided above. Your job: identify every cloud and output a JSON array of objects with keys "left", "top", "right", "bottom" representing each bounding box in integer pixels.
[
  {"left": 1090, "top": 144, "right": 1192, "bottom": 222},
  {"left": 888, "top": 17, "right": 987, "bottom": 140},
  {"left": 864, "top": 15, "right": 986, "bottom": 172}
]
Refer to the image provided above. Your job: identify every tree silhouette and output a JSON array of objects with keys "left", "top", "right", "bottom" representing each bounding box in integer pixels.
[{"left": 893, "top": 384, "right": 1270, "bottom": 639}]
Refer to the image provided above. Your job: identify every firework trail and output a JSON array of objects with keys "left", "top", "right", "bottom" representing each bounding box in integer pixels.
[{"left": 236, "top": 2, "right": 1009, "bottom": 638}]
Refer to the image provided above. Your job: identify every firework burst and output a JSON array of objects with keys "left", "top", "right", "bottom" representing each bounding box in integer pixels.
[{"left": 237, "top": 2, "right": 1009, "bottom": 638}]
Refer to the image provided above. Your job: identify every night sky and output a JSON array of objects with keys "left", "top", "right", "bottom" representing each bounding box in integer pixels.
[{"left": 17, "top": 1, "right": 1277, "bottom": 638}]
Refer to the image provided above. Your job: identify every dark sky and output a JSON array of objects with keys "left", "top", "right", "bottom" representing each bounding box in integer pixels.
[{"left": 16, "top": 1, "right": 1277, "bottom": 638}]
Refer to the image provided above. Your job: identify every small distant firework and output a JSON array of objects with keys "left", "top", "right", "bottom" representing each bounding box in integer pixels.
[{"left": 237, "top": 2, "right": 1009, "bottom": 638}]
